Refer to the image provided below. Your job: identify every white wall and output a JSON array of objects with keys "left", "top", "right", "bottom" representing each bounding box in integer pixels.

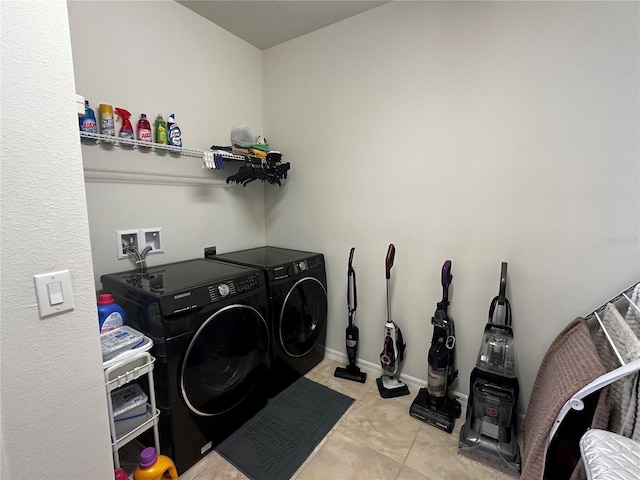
[
  {"left": 1, "top": 1, "right": 113, "bottom": 478},
  {"left": 67, "top": 1, "right": 266, "bottom": 289},
  {"left": 263, "top": 1, "right": 640, "bottom": 411}
]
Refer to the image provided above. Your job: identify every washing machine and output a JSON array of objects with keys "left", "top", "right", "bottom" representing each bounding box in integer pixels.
[
  {"left": 213, "top": 246, "right": 328, "bottom": 397},
  {"left": 101, "top": 258, "right": 270, "bottom": 474}
]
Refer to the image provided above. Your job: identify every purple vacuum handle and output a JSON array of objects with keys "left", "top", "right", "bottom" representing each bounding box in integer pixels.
[
  {"left": 385, "top": 244, "right": 395, "bottom": 279},
  {"left": 441, "top": 260, "right": 452, "bottom": 301}
]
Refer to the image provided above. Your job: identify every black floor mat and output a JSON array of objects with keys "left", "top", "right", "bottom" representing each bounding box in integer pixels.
[{"left": 215, "top": 376, "right": 355, "bottom": 480}]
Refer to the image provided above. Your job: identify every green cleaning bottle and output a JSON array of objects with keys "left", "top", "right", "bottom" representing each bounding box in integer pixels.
[{"left": 155, "top": 114, "right": 168, "bottom": 145}]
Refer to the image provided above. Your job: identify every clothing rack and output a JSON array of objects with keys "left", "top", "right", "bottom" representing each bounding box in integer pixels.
[
  {"left": 548, "top": 281, "right": 640, "bottom": 444},
  {"left": 583, "top": 282, "right": 640, "bottom": 323}
]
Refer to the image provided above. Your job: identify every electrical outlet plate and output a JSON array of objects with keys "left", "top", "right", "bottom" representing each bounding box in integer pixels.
[{"left": 117, "top": 228, "right": 163, "bottom": 259}]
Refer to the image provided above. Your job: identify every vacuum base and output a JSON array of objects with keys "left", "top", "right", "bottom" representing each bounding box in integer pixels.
[
  {"left": 376, "top": 376, "right": 410, "bottom": 398},
  {"left": 334, "top": 365, "right": 367, "bottom": 383},
  {"left": 459, "top": 422, "right": 521, "bottom": 477},
  {"left": 458, "top": 438, "right": 520, "bottom": 477},
  {"left": 409, "top": 388, "right": 461, "bottom": 433}
]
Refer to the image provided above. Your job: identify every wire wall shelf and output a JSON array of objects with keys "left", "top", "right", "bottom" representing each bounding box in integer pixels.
[{"left": 79, "top": 131, "right": 245, "bottom": 163}]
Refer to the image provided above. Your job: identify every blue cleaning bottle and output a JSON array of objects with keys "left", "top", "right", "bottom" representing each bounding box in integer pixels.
[
  {"left": 80, "top": 100, "right": 97, "bottom": 133},
  {"left": 167, "top": 114, "right": 182, "bottom": 147}
]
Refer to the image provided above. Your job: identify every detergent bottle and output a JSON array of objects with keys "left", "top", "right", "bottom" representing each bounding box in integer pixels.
[
  {"left": 97, "top": 293, "right": 125, "bottom": 333},
  {"left": 154, "top": 114, "right": 168, "bottom": 145},
  {"left": 137, "top": 113, "right": 152, "bottom": 150},
  {"left": 167, "top": 114, "right": 182, "bottom": 147},
  {"left": 79, "top": 100, "right": 97, "bottom": 133},
  {"left": 115, "top": 108, "right": 134, "bottom": 140},
  {"left": 133, "top": 447, "right": 178, "bottom": 480}
]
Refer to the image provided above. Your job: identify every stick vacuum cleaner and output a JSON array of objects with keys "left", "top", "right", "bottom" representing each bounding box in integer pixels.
[
  {"left": 334, "top": 247, "right": 367, "bottom": 383},
  {"left": 376, "top": 244, "right": 410, "bottom": 398},
  {"left": 409, "top": 260, "right": 461, "bottom": 433},
  {"left": 459, "top": 262, "right": 521, "bottom": 476}
]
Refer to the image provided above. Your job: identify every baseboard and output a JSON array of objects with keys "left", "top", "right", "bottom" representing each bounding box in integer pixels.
[
  {"left": 324, "top": 347, "right": 526, "bottom": 434},
  {"left": 324, "top": 347, "right": 469, "bottom": 410}
]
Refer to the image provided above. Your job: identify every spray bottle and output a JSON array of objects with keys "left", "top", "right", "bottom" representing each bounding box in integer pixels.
[
  {"left": 167, "top": 114, "right": 182, "bottom": 147},
  {"left": 115, "top": 108, "right": 134, "bottom": 140},
  {"left": 99, "top": 103, "right": 115, "bottom": 136},
  {"left": 79, "top": 100, "right": 97, "bottom": 133}
]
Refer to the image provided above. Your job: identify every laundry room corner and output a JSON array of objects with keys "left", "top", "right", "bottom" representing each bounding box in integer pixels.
[
  {"left": 3, "top": 0, "right": 639, "bottom": 478},
  {"left": 262, "top": 0, "right": 640, "bottom": 414}
]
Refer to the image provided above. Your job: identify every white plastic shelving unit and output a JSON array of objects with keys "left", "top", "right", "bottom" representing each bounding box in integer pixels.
[{"left": 104, "top": 351, "right": 160, "bottom": 469}]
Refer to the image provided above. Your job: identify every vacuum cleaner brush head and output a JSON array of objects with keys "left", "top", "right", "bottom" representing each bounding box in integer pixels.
[
  {"left": 409, "top": 388, "right": 461, "bottom": 433},
  {"left": 376, "top": 377, "right": 410, "bottom": 398},
  {"left": 334, "top": 365, "right": 367, "bottom": 383}
]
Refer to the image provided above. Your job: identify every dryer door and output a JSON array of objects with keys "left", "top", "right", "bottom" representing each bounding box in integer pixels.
[
  {"left": 180, "top": 304, "right": 269, "bottom": 417},
  {"left": 279, "top": 277, "right": 328, "bottom": 358}
]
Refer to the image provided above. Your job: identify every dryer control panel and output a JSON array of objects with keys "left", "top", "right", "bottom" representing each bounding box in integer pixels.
[{"left": 269, "top": 254, "right": 324, "bottom": 282}]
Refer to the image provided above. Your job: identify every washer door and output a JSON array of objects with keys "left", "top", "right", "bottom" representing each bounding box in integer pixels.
[
  {"left": 279, "top": 277, "right": 328, "bottom": 358},
  {"left": 181, "top": 304, "right": 269, "bottom": 417}
]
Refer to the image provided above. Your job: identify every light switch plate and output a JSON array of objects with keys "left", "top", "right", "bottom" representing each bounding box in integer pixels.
[{"left": 33, "top": 270, "right": 74, "bottom": 318}]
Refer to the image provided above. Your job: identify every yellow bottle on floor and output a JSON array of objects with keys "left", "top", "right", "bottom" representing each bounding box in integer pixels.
[{"left": 133, "top": 447, "right": 179, "bottom": 480}]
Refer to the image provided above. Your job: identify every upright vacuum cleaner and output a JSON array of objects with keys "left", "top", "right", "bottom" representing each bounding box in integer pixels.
[
  {"left": 409, "top": 260, "right": 461, "bottom": 433},
  {"left": 334, "top": 247, "right": 367, "bottom": 383},
  {"left": 459, "top": 262, "right": 521, "bottom": 476},
  {"left": 376, "top": 244, "right": 410, "bottom": 398}
]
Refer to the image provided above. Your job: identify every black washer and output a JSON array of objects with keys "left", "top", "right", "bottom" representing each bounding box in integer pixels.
[
  {"left": 101, "top": 258, "right": 269, "bottom": 474},
  {"left": 213, "top": 246, "right": 328, "bottom": 397}
]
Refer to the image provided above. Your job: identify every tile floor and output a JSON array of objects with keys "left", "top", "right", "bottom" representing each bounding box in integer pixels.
[{"left": 179, "top": 358, "right": 516, "bottom": 480}]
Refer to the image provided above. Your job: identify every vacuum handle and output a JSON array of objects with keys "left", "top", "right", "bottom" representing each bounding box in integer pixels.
[
  {"left": 489, "top": 295, "right": 512, "bottom": 326},
  {"left": 498, "top": 262, "right": 507, "bottom": 305},
  {"left": 385, "top": 244, "right": 395, "bottom": 279},
  {"left": 347, "top": 247, "right": 357, "bottom": 316},
  {"left": 441, "top": 260, "right": 452, "bottom": 302}
]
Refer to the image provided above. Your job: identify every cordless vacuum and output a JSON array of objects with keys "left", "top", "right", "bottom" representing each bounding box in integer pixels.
[
  {"left": 376, "top": 244, "right": 410, "bottom": 398},
  {"left": 409, "top": 260, "right": 461, "bottom": 433},
  {"left": 459, "top": 262, "right": 521, "bottom": 476},
  {"left": 334, "top": 247, "right": 367, "bottom": 383}
]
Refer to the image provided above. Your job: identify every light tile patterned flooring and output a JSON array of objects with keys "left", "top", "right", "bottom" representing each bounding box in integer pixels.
[{"left": 180, "top": 358, "right": 515, "bottom": 480}]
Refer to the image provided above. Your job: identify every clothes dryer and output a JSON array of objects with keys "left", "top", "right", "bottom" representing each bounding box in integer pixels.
[
  {"left": 213, "top": 246, "right": 328, "bottom": 397},
  {"left": 101, "top": 259, "right": 269, "bottom": 474}
]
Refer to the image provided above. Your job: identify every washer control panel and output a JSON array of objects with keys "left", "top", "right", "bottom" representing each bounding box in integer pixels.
[
  {"left": 207, "top": 273, "right": 262, "bottom": 303},
  {"left": 209, "top": 282, "right": 234, "bottom": 301},
  {"left": 160, "top": 272, "right": 264, "bottom": 315}
]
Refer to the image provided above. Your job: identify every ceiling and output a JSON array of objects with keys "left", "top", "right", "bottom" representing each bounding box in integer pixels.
[{"left": 177, "top": 1, "right": 389, "bottom": 50}]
